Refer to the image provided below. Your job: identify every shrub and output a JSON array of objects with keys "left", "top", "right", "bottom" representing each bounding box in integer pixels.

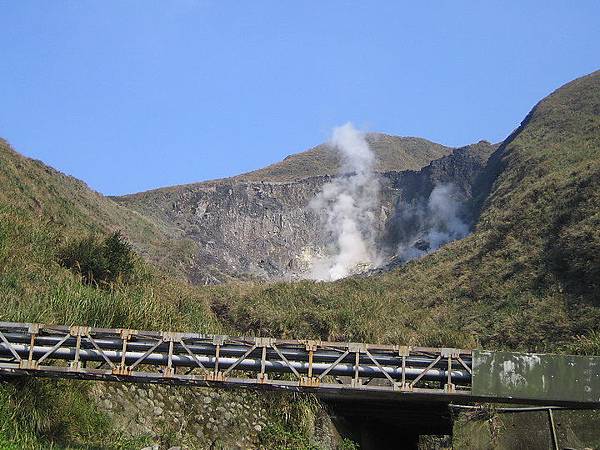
[{"left": 59, "top": 231, "right": 138, "bottom": 288}]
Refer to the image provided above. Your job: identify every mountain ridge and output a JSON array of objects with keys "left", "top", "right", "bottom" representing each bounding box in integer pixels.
[
  {"left": 114, "top": 133, "right": 453, "bottom": 198},
  {"left": 234, "top": 133, "right": 453, "bottom": 183}
]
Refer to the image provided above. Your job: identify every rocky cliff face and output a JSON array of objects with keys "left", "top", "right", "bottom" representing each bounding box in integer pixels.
[
  {"left": 384, "top": 140, "right": 497, "bottom": 204},
  {"left": 116, "top": 139, "right": 497, "bottom": 283},
  {"left": 380, "top": 141, "right": 497, "bottom": 259}
]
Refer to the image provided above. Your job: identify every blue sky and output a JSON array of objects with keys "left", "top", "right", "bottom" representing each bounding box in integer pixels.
[{"left": 1, "top": 2, "right": 598, "bottom": 195}]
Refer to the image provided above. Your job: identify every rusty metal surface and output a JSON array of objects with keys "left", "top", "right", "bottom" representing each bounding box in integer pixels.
[{"left": 472, "top": 350, "right": 600, "bottom": 404}]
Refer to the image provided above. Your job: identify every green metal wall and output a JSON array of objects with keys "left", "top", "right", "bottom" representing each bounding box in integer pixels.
[{"left": 472, "top": 350, "right": 600, "bottom": 404}]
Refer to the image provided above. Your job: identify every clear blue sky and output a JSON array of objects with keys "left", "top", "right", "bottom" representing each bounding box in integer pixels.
[{"left": 1, "top": 2, "right": 598, "bottom": 195}]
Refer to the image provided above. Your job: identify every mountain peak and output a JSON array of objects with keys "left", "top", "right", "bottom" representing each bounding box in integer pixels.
[{"left": 234, "top": 135, "right": 453, "bottom": 183}]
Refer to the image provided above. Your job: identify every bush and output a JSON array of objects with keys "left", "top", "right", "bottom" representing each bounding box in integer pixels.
[{"left": 59, "top": 231, "right": 138, "bottom": 288}]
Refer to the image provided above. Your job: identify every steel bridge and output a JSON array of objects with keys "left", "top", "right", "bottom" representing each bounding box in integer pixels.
[{"left": 0, "top": 321, "right": 598, "bottom": 409}]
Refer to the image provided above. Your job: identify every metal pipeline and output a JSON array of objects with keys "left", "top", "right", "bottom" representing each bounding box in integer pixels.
[
  {"left": 0, "top": 342, "right": 471, "bottom": 383},
  {"left": 0, "top": 333, "right": 471, "bottom": 370}
]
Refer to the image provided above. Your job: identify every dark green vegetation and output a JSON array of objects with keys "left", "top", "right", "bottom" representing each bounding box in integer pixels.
[
  {"left": 0, "top": 70, "right": 598, "bottom": 447},
  {"left": 59, "top": 231, "right": 140, "bottom": 287}
]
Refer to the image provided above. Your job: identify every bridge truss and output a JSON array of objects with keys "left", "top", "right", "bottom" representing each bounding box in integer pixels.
[{"left": 0, "top": 322, "right": 473, "bottom": 402}]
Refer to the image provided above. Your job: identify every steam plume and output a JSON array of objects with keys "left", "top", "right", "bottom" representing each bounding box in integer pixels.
[
  {"left": 396, "top": 184, "right": 469, "bottom": 261},
  {"left": 309, "top": 123, "right": 381, "bottom": 280}
]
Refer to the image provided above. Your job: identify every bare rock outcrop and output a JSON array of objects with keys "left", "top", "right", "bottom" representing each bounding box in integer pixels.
[{"left": 115, "top": 141, "right": 497, "bottom": 283}]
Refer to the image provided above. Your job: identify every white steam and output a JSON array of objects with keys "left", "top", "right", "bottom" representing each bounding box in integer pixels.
[
  {"left": 308, "top": 123, "right": 381, "bottom": 280},
  {"left": 396, "top": 184, "right": 469, "bottom": 261}
]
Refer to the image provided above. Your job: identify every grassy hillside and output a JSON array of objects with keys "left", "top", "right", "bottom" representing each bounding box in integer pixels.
[
  {"left": 0, "top": 183, "right": 222, "bottom": 448},
  {"left": 0, "top": 140, "right": 198, "bottom": 278},
  {"left": 0, "top": 141, "right": 227, "bottom": 330},
  {"left": 236, "top": 134, "right": 452, "bottom": 182}
]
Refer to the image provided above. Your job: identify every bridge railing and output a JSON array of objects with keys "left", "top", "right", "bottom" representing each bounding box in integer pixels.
[{"left": 0, "top": 321, "right": 472, "bottom": 397}]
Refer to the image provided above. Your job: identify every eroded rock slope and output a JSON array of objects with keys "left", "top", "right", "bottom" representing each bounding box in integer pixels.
[{"left": 116, "top": 137, "right": 496, "bottom": 283}]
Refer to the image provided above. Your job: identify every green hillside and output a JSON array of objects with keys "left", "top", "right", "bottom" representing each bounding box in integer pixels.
[
  {"left": 236, "top": 134, "right": 452, "bottom": 182},
  {"left": 0, "top": 140, "right": 198, "bottom": 278},
  {"left": 0, "top": 148, "right": 223, "bottom": 448}
]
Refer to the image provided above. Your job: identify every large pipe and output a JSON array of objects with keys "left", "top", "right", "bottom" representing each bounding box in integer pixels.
[
  {"left": 0, "top": 342, "right": 471, "bottom": 383},
  {"left": 0, "top": 333, "right": 471, "bottom": 370}
]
